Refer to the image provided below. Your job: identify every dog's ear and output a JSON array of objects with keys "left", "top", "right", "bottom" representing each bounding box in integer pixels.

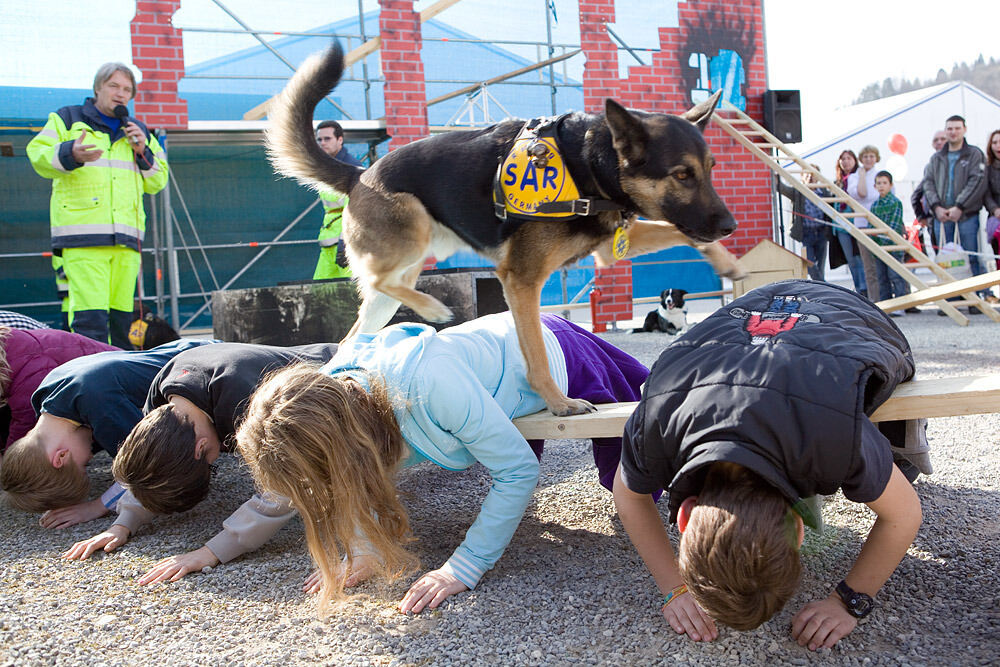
[
  {"left": 681, "top": 90, "right": 722, "bottom": 133},
  {"left": 605, "top": 99, "right": 648, "bottom": 168}
]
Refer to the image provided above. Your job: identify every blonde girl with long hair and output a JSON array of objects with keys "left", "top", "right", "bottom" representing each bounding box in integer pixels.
[{"left": 237, "top": 313, "right": 648, "bottom": 615}]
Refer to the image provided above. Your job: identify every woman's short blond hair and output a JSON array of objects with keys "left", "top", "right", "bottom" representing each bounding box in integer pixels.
[{"left": 858, "top": 145, "right": 881, "bottom": 162}]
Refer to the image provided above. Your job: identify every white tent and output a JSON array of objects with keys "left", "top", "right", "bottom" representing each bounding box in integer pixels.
[{"left": 788, "top": 81, "right": 1000, "bottom": 225}]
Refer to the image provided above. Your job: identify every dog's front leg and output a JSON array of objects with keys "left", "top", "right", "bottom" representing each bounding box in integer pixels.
[
  {"left": 594, "top": 220, "right": 746, "bottom": 280},
  {"left": 500, "top": 276, "right": 596, "bottom": 417}
]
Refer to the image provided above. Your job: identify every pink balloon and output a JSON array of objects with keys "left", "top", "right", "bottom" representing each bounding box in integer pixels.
[{"left": 888, "top": 133, "right": 908, "bottom": 156}]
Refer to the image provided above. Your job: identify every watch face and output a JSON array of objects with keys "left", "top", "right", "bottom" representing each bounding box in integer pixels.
[
  {"left": 837, "top": 580, "right": 875, "bottom": 618},
  {"left": 849, "top": 593, "right": 874, "bottom": 618}
]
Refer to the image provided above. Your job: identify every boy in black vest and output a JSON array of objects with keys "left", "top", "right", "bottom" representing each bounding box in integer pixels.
[{"left": 614, "top": 280, "right": 926, "bottom": 650}]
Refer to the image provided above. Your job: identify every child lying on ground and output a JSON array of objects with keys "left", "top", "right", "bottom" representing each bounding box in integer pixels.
[
  {"left": 613, "top": 279, "right": 927, "bottom": 650},
  {"left": 1, "top": 339, "right": 215, "bottom": 526},
  {"left": 64, "top": 342, "right": 339, "bottom": 584},
  {"left": 236, "top": 313, "right": 649, "bottom": 615},
  {"left": 1, "top": 325, "right": 116, "bottom": 453}
]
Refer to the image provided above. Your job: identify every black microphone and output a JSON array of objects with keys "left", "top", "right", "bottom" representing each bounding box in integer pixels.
[{"left": 114, "top": 104, "right": 141, "bottom": 146}]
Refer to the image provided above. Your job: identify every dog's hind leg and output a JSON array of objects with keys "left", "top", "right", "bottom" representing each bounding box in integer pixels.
[
  {"left": 343, "top": 191, "right": 455, "bottom": 339},
  {"left": 345, "top": 261, "right": 446, "bottom": 339},
  {"left": 345, "top": 288, "right": 402, "bottom": 339}
]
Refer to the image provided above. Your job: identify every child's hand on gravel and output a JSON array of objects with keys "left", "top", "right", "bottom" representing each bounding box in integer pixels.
[
  {"left": 791, "top": 595, "right": 857, "bottom": 650},
  {"left": 398, "top": 568, "right": 468, "bottom": 614},
  {"left": 302, "top": 553, "right": 377, "bottom": 594},
  {"left": 62, "top": 524, "right": 131, "bottom": 560},
  {"left": 40, "top": 498, "right": 110, "bottom": 529},
  {"left": 661, "top": 591, "right": 718, "bottom": 642},
  {"left": 137, "top": 546, "right": 221, "bottom": 585}
]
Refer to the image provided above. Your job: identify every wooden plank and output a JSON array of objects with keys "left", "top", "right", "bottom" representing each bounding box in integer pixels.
[
  {"left": 426, "top": 49, "right": 581, "bottom": 107},
  {"left": 870, "top": 375, "right": 1000, "bottom": 421},
  {"left": 514, "top": 401, "right": 637, "bottom": 439},
  {"left": 512, "top": 375, "right": 1000, "bottom": 439},
  {"left": 876, "top": 270, "right": 1000, "bottom": 311},
  {"left": 419, "top": 0, "right": 466, "bottom": 21}
]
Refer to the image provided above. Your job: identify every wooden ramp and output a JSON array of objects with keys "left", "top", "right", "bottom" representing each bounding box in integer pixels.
[
  {"left": 513, "top": 375, "right": 1000, "bottom": 439},
  {"left": 711, "top": 105, "right": 1000, "bottom": 325},
  {"left": 876, "top": 270, "right": 1000, "bottom": 312}
]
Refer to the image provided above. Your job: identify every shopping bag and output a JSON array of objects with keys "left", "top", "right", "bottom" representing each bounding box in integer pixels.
[{"left": 935, "top": 226, "right": 972, "bottom": 280}]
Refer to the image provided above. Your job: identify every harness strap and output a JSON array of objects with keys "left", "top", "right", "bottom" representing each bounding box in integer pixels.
[{"left": 535, "top": 199, "right": 623, "bottom": 216}]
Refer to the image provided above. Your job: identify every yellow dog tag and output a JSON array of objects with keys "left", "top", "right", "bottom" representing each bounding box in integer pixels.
[
  {"left": 612, "top": 227, "right": 630, "bottom": 260},
  {"left": 128, "top": 318, "right": 149, "bottom": 349}
]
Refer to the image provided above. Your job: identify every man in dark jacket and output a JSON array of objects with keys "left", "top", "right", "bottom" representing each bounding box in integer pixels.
[
  {"left": 614, "top": 280, "right": 926, "bottom": 650},
  {"left": 922, "top": 116, "right": 988, "bottom": 303},
  {"left": 911, "top": 130, "right": 948, "bottom": 251}
]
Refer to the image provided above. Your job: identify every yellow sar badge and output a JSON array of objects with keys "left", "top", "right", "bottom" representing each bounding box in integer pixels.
[{"left": 500, "top": 134, "right": 581, "bottom": 218}]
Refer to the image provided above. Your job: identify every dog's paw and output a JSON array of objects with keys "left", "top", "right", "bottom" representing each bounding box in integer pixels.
[{"left": 547, "top": 397, "right": 598, "bottom": 416}]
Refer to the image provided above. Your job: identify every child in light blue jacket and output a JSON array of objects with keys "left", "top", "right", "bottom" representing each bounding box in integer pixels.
[{"left": 236, "top": 313, "right": 647, "bottom": 615}]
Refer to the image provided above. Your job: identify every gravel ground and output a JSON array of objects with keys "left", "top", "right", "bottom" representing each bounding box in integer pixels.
[{"left": 2, "top": 305, "right": 1000, "bottom": 666}]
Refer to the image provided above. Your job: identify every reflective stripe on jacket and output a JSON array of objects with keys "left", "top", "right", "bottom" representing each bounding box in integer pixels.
[
  {"left": 26, "top": 98, "right": 169, "bottom": 251},
  {"left": 318, "top": 189, "right": 348, "bottom": 247}
]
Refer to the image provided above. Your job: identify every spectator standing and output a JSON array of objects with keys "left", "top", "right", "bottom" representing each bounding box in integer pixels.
[
  {"left": 777, "top": 166, "right": 831, "bottom": 281},
  {"left": 26, "top": 63, "right": 169, "bottom": 348},
  {"left": 984, "top": 129, "right": 1000, "bottom": 302},
  {"left": 313, "top": 120, "right": 364, "bottom": 281},
  {"left": 922, "top": 115, "right": 989, "bottom": 311},
  {"left": 911, "top": 130, "right": 948, "bottom": 252},
  {"left": 870, "top": 171, "right": 910, "bottom": 315},
  {"left": 833, "top": 150, "right": 866, "bottom": 294},
  {"left": 847, "top": 146, "right": 882, "bottom": 299}
]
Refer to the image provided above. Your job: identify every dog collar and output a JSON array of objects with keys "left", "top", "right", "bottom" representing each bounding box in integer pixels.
[{"left": 493, "top": 117, "right": 624, "bottom": 222}]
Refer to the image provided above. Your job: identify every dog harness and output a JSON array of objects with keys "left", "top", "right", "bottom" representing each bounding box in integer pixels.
[
  {"left": 493, "top": 117, "right": 627, "bottom": 220},
  {"left": 492, "top": 117, "right": 631, "bottom": 259}
]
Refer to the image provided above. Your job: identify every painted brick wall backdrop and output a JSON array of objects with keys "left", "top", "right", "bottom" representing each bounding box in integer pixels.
[{"left": 580, "top": 0, "right": 772, "bottom": 257}]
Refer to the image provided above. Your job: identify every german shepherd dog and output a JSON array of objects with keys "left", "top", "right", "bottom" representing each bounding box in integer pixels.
[{"left": 268, "top": 42, "right": 742, "bottom": 416}]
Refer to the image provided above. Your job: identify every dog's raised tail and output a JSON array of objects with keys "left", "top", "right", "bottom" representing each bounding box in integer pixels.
[{"left": 266, "top": 41, "right": 362, "bottom": 195}]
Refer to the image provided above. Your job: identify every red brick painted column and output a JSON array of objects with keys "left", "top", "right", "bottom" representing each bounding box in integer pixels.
[
  {"left": 579, "top": 0, "right": 621, "bottom": 114},
  {"left": 130, "top": 0, "right": 187, "bottom": 129},
  {"left": 378, "top": 0, "right": 429, "bottom": 151},
  {"left": 578, "top": 0, "right": 626, "bottom": 319},
  {"left": 589, "top": 261, "right": 633, "bottom": 332}
]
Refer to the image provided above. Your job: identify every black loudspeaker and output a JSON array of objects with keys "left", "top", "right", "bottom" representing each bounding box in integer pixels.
[{"left": 763, "top": 90, "right": 802, "bottom": 144}]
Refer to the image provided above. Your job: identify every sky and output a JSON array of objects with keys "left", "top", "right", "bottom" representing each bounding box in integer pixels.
[
  {"left": 3, "top": 0, "right": 997, "bottom": 145},
  {"left": 763, "top": 0, "right": 998, "bottom": 137}
]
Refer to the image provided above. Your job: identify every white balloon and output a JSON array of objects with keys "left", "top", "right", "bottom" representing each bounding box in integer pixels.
[{"left": 884, "top": 155, "right": 908, "bottom": 182}]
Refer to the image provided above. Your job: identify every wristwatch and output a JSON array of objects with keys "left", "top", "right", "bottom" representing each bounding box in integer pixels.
[{"left": 835, "top": 580, "right": 874, "bottom": 619}]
